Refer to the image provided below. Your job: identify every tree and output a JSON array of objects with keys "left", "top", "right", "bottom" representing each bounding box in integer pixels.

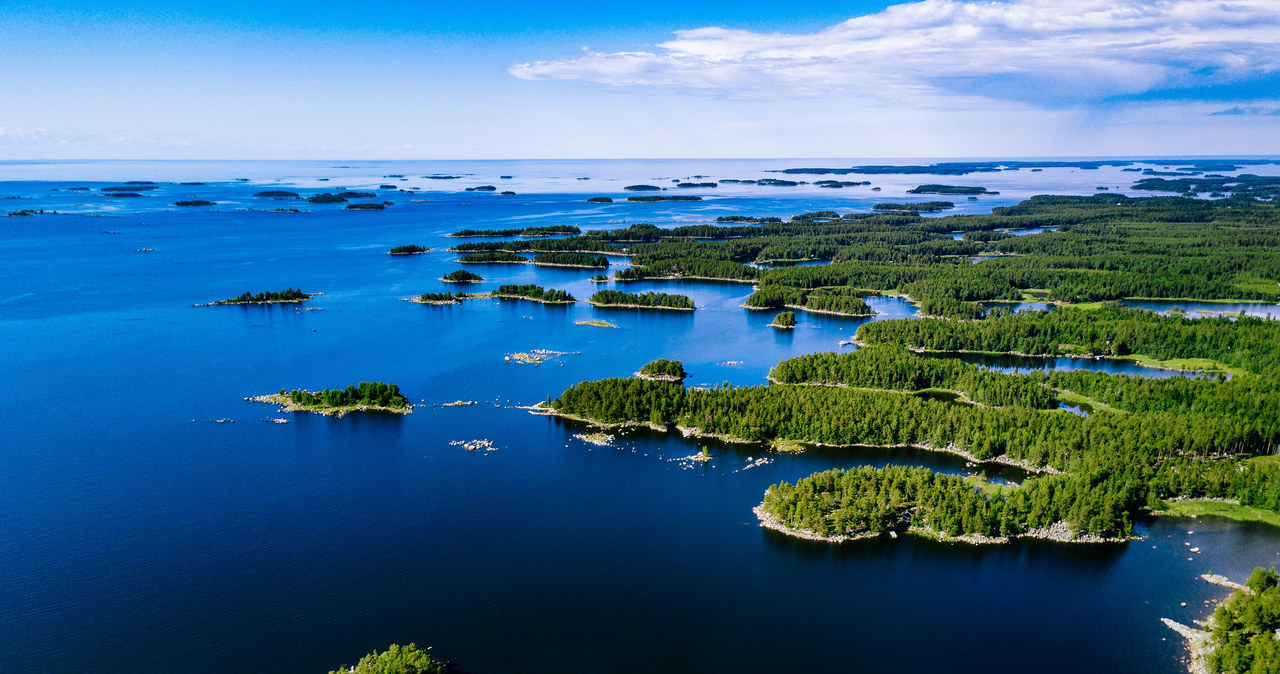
[{"left": 328, "top": 643, "right": 444, "bottom": 674}]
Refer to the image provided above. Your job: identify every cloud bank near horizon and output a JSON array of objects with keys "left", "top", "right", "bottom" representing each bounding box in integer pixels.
[{"left": 510, "top": 0, "right": 1280, "bottom": 107}]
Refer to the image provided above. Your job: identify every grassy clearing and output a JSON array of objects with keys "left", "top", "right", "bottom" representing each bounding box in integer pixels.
[
  {"left": 773, "top": 439, "right": 807, "bottom": 453},
  {"left": 1060, "top": 301, "right": 1109, "bottom": 311},
  {"left": 965, "top": 474, "right": 1018, "bottom": 499},
  {"left": 1154, "top": 500, "right": 1280, "bottom": 529},
  {"left": 1233, "top": 276, "right": 1280, "bottom": 296},
  {"left": 1117, "top": 354, "right": 1247, "bottom": 378},
  {"left": 1054, "top": 389, "right": 1123, "bottom": 414}
]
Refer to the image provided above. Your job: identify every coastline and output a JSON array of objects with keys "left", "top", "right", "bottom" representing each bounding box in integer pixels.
[
  {"left": 487, "top": 293, "right": 576, "bottom": 305},
  {"left": 618, "top": 274, "right": 757, "bottom": 284},
  {"left": 533, "top": 403, "right": 1059, "bottom": 475},
  {"left": 588, "top": 301, "right": 695, "bottom": 311},
  {"left": 1151, "top": 498, "right": 1280, "bottom": 529},
  {"left": 526, "top": 403, "right": 666, "bottom": 433},
  {"left": 752, "top": 505, "right": 878, "bottom": 543},
  {"left": 451, "top": 247, "right": 631, "bottom": 257},
  {"left": 756, "top": 503, "right": 1130, "bottom": 546},
  {"left": 784, "top": 303, "right": 875, "bottom": 318},
  {"left": 198, "top": 292, "right": 320, "bottom": 307},
  {"left": 248, "top": 393, "right": 412, "bottom": 417},
  {"left": 530, "top": 261, "right": 609, "bottom": 270},
  {"left": 739, "top": 302, "right": 875, "bottom": 318},
  {"left": 634, "top": 372, "right": 686, "bottom": 382},
  {"left": 1160, "top": 572, "right": 1252, "bottom": 674},
  {"left": 404, "top": 296, "right": 461, "bottom": 305},
  {"left": 404, "top": 293, "right": 574, "bottom": 306}
]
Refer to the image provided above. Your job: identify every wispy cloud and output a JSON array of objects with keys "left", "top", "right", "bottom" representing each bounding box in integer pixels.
[
  {"left": 510, "top": 0, "right": 1280, "bottom": 106},
  {"left": 0, "top": 127, "right": 50, "bottom": 142},
  {"left": 1209, "top": 105, "right": 1280, "bottom": 115}
]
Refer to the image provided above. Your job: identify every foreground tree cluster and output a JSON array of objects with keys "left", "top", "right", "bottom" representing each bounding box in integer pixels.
[{"left": 287, "top": 382, "right": 408, "bottom": 410}]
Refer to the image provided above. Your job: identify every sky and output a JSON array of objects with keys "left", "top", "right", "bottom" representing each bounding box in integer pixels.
[{"left": 2, "top": 0, "right": 1279, "bottom": 159}]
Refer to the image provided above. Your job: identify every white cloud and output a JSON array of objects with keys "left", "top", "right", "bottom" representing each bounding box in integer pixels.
[
  {"left": 509, "top": 0, "right": 1280, "bottom": 105},
  {"left": 0, "top": 127, "right": 49, "bottom": 142}
]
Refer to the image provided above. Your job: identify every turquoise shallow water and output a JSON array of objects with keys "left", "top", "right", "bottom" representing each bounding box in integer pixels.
[{"left": 3, "top": 159, "right": 1279, "bottom": 673}]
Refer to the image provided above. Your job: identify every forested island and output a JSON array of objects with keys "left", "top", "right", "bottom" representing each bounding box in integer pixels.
[
  {"left": 173, "top": 199, "right": 216, "bottom": 207},
  {"left": 457, "top": 251, "right": 527, "bottom": 264},
  {"left": 770, "top": 311, "right": 796, "bottom": 328},
  {"left": 776, "top": 160, "right": 1145, "bottom": 175},
  {"left": 388, "top": 244, "right": 430, "bottom": 255},
  {"left": 328, "top": 643, "right": 443, "bottom": 674},
  {"left": 440, "top": 269, "right": 483, "bottom": 283},
  {"left": 532, "top": 252, "right": 609, "bottom": 268},
  {"left": 872, "top": 201, "right": 955, "bottom": 212},
  {"left": 415, "top": 292, "right": 461, "bottom": 305},
  {"left": 637, "top": 358, "right": 687, "bottom": 381},
  {"left": 743, "top": 286, "right": 875, "bottom": 317},
  {"left": 489, "top": 284, "right": 575, "bottom": 304},
  {"left": 907, "top": 185, "right": 999, "bottom": 195},
  {"left": 449, "top": 225, "right": 580, "bottom": 237},
  {"left": 627, "top": 195, "right": 703, "bottom": 202},
  {"left": 209, "top": 288, "right": 312, "bottom": 305},
  {"left": 252, "top": 382, "right": 410, "bottom": 417},
  {"left": 589, "top": 290, "right": 695, "bottom": 310},
  {"left": 413, "top": 284, "right": 574, "bottom": 304}
]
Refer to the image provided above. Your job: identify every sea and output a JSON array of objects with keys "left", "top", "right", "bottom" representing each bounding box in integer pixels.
[{"left": 3, "top": 158, "right": 1279, "bottom": 673}]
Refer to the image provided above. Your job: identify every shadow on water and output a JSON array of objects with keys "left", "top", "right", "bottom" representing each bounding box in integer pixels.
[{"left": 771, "top": 325, "right": 795, "bottom": 346}]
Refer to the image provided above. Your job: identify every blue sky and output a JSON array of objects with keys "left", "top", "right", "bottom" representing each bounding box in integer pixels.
[{"left": 3, "top": 0, "right": 1278, "bottom": 159}]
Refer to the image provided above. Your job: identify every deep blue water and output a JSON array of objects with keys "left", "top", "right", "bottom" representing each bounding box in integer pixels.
[{"left": 3, "top": 159, "right": 1280, "bottom": 673}]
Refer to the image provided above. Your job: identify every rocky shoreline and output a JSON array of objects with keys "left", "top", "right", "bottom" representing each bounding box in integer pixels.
[
  {"left": 617, "top": 274, "right": 755, "bottom": 284},
  {"left": 634, "top": 372, "right": 685, "bottom": 382},
  {"left": 752, "top": 505, "right": 879, "bottom": 543},
  {"left": 756, "top": 508, "right": 1131, "bottom": 546},
  {"left": 404, "top": 296, "right": 460, "bottom": 305},
  {"left": 248, "top": 393, "right": 413, "bottom": 418},
  {"left": 587, "top": 301, "right": 695, "bottom": 311},
  {"left": 1162, "top": 618, "right": 1211, "bottom": 674},
  {"left": 534, "top": 404, "right": 1061, "bottom": 476}
]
